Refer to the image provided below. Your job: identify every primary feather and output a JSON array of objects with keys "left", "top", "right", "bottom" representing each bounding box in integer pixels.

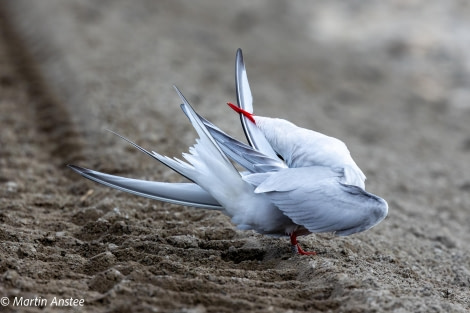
[
  {"left": 234, "top": 48, "right": 280, "bottom": 160},
  {"left": 68, "top": 165, "right": 221, "bottom": 209}
]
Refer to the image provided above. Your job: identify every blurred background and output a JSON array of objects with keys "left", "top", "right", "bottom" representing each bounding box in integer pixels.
[{"left": 1, "top": 1, "right": 469, "bottom": 312}]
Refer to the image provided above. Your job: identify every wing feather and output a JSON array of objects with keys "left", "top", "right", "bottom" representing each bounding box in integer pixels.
[
  {"left": 245, "top": 167, "right": 388, "bottom": 235},
  {"left": 235, "top": 49, "right": 279, "bottom": 159},
  {"left": 67, "top": 165, "right": 222, "bottom": 209},
  {"left": 206, "top": 124, "right": 287, "bottom": 173}
]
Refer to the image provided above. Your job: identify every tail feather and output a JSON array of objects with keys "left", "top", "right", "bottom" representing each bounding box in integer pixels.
[
  {"left": 146, "top": 86, "right": 241, "bottom": 188},
  {"left": 167, "top": 87, "right": 256, "bottom": 216},
  {"left": 175, "top": 86, "right": 235, "bottom": 170},
  {"left": 106, "top": 129, "right": 195, "bottom": 183},
  {"left": 69, "top": 87, "right": 258, "bottom": 218}
]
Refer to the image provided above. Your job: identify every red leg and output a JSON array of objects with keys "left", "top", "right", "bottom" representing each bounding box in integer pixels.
[{"left": 290, "top": 232, "right": 316, "bottom": 256}]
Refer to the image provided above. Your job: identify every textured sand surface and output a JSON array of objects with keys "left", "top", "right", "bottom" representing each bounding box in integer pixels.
[{"left": 1, "top": 1, "right": 470, "bottom": 312}]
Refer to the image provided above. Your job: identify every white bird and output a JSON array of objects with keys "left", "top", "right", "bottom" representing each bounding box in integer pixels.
[{"left": 69, "top": 49, "right": 388, "bottom": 255}]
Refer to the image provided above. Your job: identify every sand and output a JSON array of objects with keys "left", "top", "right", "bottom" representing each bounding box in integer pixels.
[{"left": 0, "top": 1, "right": 469, "bottom": 312}]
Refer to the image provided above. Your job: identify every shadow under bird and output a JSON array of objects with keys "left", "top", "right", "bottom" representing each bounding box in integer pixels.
[{"left": 69, "top": 49, "right": 388, "bottom": 255}]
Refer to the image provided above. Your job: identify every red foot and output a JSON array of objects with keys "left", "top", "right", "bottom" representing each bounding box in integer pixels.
[
  {"left": 290, "top": 232, "right": 316, "bottom": 256},
  {"left": 227, "top": 102, "right": 256, "bottom": 124}
]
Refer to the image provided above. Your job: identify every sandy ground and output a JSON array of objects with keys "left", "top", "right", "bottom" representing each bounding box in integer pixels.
[{"left": 1, "top": 1, "right": 470, "bottom": 312}]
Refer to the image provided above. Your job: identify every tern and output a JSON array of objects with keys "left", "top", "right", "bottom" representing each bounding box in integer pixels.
[{"left": 69, "top": 49, "right": 388, "bottom": 255}]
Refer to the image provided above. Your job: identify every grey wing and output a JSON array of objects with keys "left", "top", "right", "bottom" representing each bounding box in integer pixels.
[
  {"left": 203, "top": 119, "right": 287, "bottom": 173},
  {"left": 68, "top": 165, "right": 222, "bottom": 209},
  {"left": 235, "top": 49, "right": 279, "bottom": 160},
  {"left": 184, "top": 103, "right": 286, "bottom": 173},
  {"left": 245, "top": 167, "right": 388, "bottom": 236}
]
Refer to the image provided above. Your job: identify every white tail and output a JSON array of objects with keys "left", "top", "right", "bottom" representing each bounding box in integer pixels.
[{"left": 149, "top": 87, "right": 257, "bottom": 219}]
